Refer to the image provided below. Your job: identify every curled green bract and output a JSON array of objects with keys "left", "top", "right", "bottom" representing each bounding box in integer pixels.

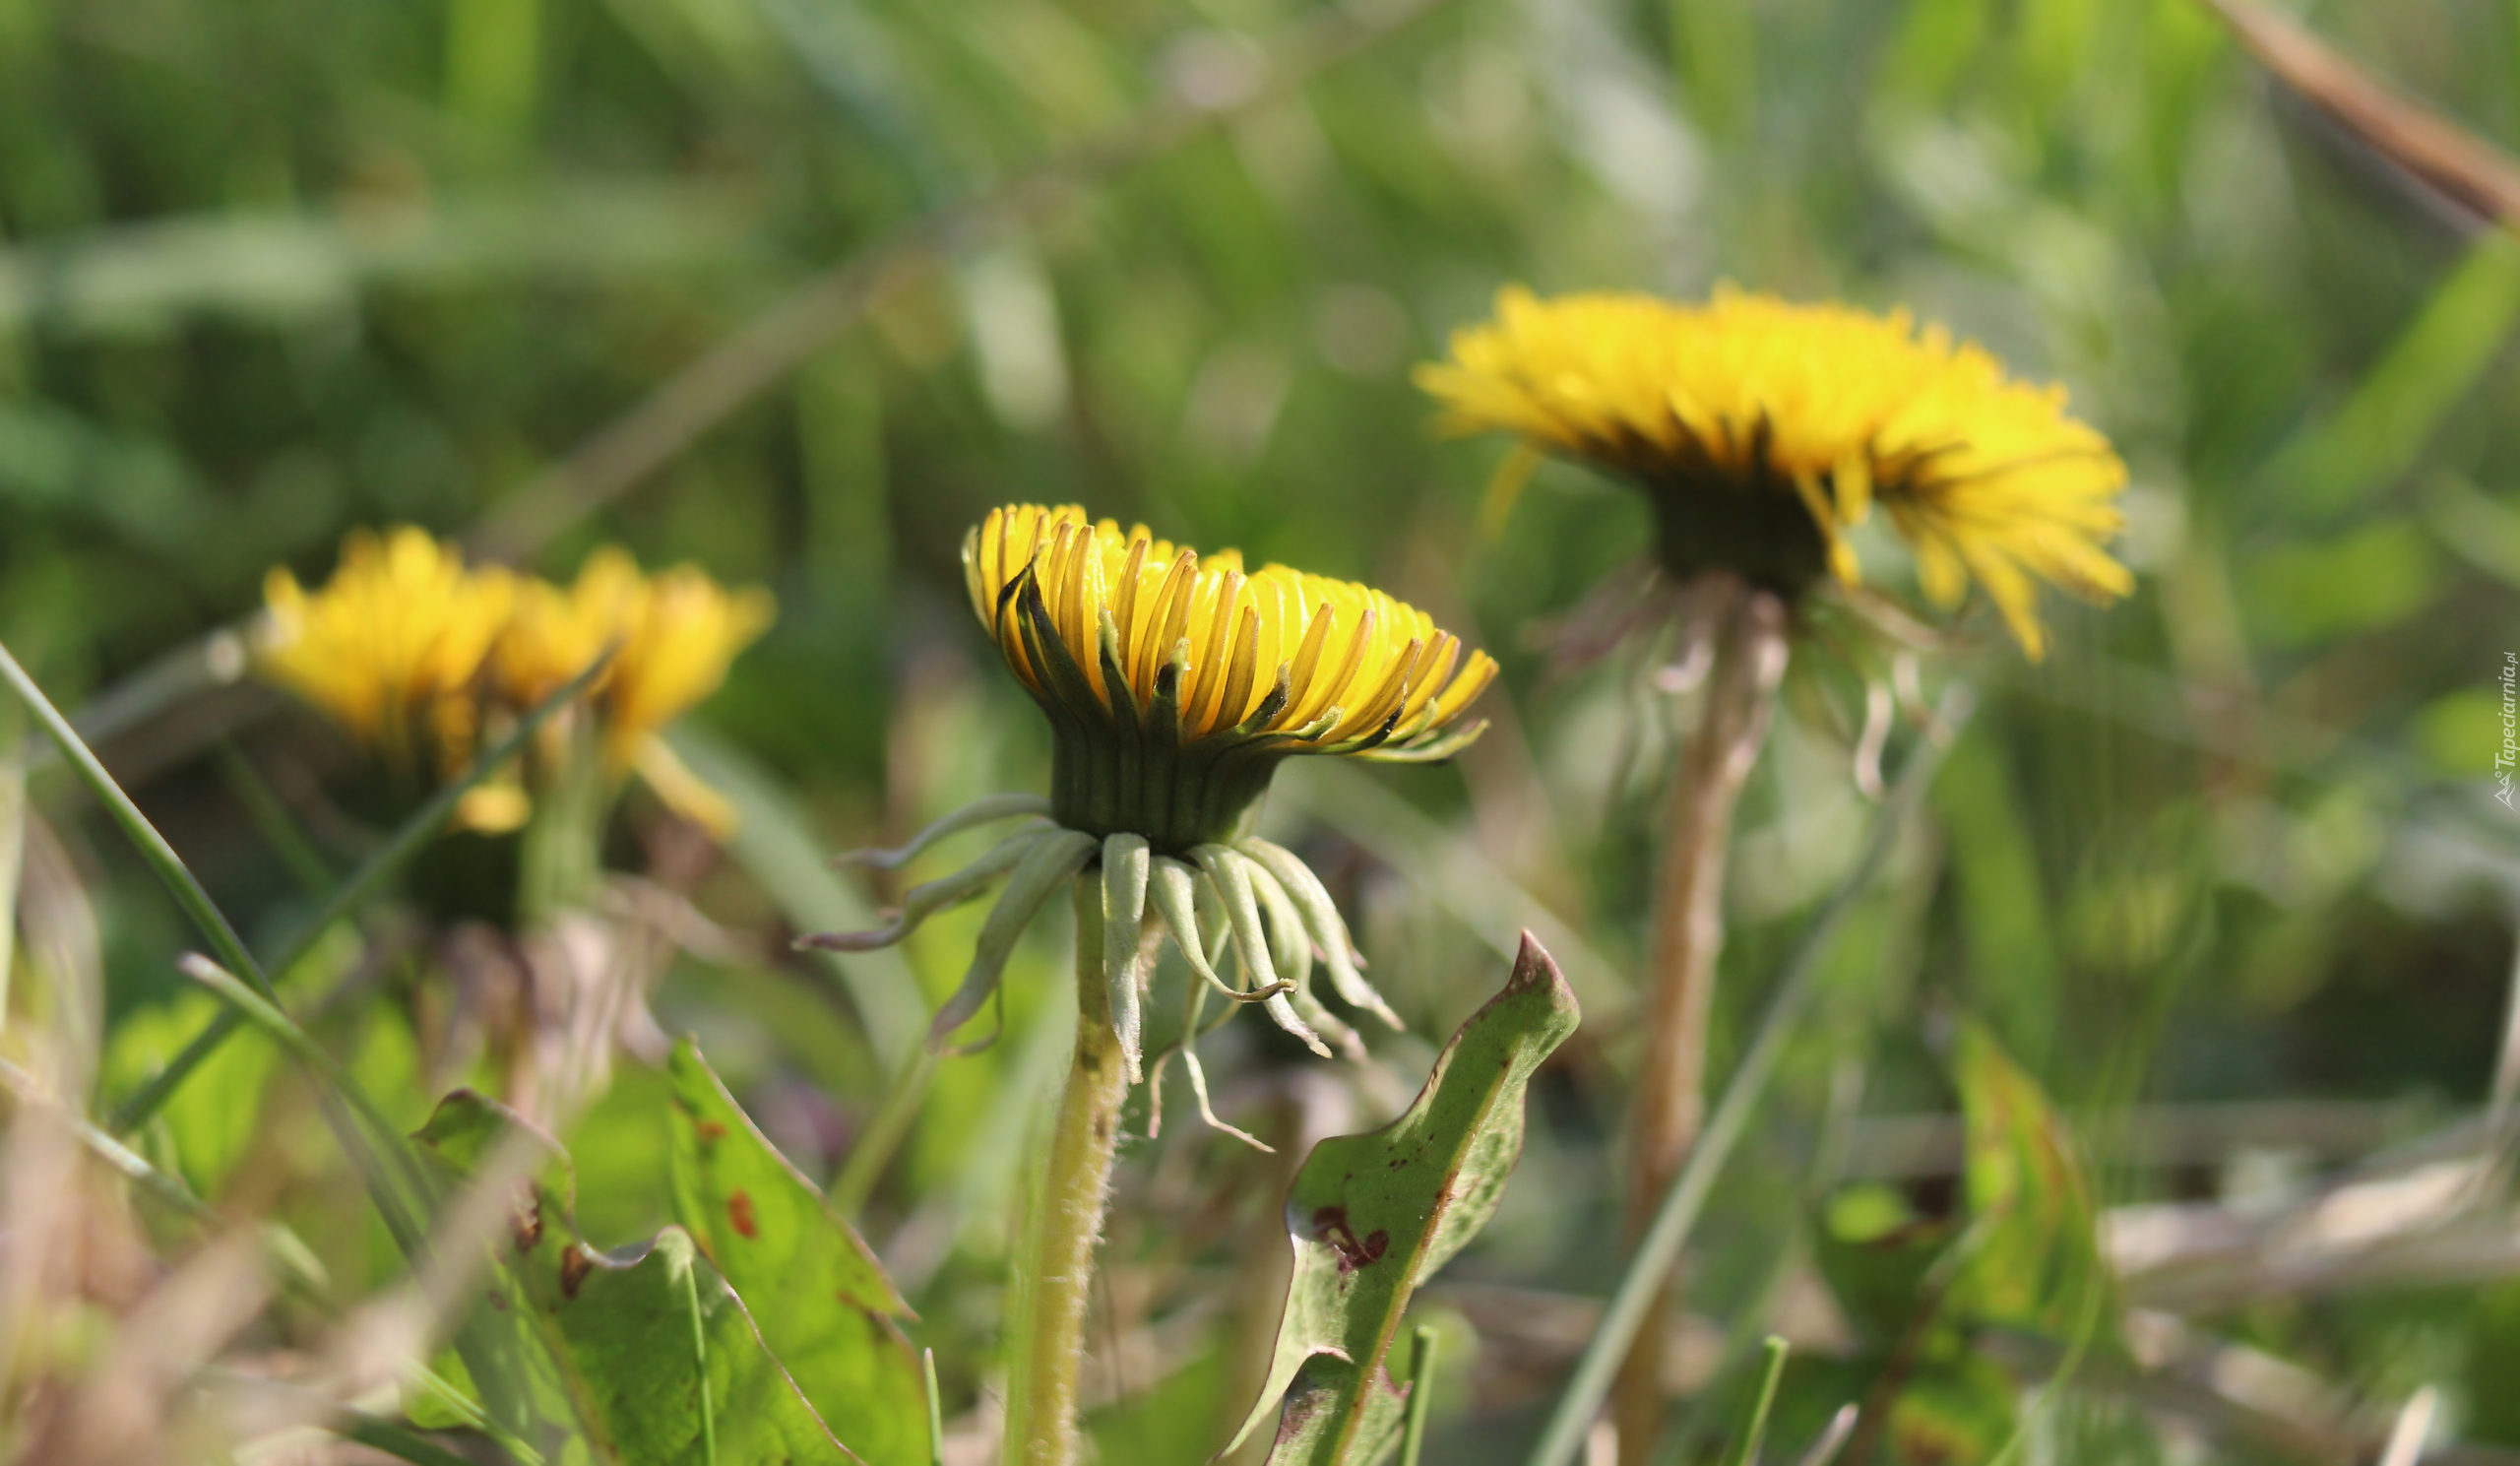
[
  {"left": 833, "top": 794, "right": 1051, "bottom": 872},
  {"left": 801, "top": 797, "right": 1401, "bottom": 1147}
]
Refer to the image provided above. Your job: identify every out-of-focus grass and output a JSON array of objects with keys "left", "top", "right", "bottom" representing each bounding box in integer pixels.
[{"left": 3, "top": 0, "right": 2520, "bottom": 1461}]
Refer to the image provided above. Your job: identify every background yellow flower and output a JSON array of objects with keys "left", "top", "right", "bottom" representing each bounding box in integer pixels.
[
  {"left": 1419, "top": 287, "right": 2134, "bottom": 657},
  {"left": 257, "top": 526, "right": 514, "bottom": 772},
  {"left": 262, "top": 533, "right": 773, "bottom": 836},
  {"left": 493, "top": 546, "right": 775, "bottom": 834}
]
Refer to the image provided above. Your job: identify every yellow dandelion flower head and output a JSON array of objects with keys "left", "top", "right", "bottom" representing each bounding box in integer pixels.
[
  {"left": 605, "top": 564, "right": 777, "bottom": 757},
  {"left": 491, "top": 547, "right": 774, "bottom": 837},
  {"left": 494, "top": 547, "right": 775, "bottom": 764},
  {"left": 258, "top": 526, "right": 514, "bottom": 762},
  {"left": 1417, "top": 286, "right": 2135, "bottom": 657},
  {"left": 963, "top": 504, "right": 1497, "bottom": 850},
  {"left": 495, "top": 545, "right": 647, "bottom": 715}
]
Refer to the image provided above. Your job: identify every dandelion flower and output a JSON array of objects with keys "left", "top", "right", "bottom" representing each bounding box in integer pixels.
[
  {"left": 965, "top": 503, "right": 1497, "bottom": 848},
  {"left": 260, "top": 531, "right": 773, "bottom": 838},
  {"left": 494, "top": 547, "right": 776, "bottom": 834},
  {"left": 258, "top": 526, "right": 515, "bottom": 775},
  {"left": 1417, "top": 287, "right": 2133, "bottom": 658},
  {"left": 803, "top": 504, "right": 1499, "bottom": 1120}
]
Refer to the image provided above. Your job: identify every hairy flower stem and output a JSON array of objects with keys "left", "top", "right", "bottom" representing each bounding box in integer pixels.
[
  {"left": 1005, "top": 879, "right": 1149, "bottom": 1466},
  {"left": 1614, "top": 576, "right": 1788, "bottom": 1460}
]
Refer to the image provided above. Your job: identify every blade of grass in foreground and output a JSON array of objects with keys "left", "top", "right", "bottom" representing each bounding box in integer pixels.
[
  {"left": 337, "top": 1410, "right": 512, "bottom": 1466},
  {"left": 0, "top": 639, "right": 457, "bottom": 1244},
  {"left": 1399, "top": 1325, "right": 1439, "bottom": 1466},
  {"left": 1525, "top": 688, "right": 1975, "bottom": 1466},
  {"left": 1716, "top": 1339, "right": 1790, "bottom": 1466},
  {"left": 828, "top": 1050, "right": 937, "bottom": 1220},
  {"left": 1277, "top": 759, "right": 1626, "bottom": 1011},
  {"left": 110, "top": 653, "right": 613, "bottom": 1134},
  {"left": 0, "top": 1054, "right": 333, "bottom": 1299},
  {"left": 0, "top": 638, "right": 456, "bottom": 1366},
  {"left": 212, "top": 738, "right": 337, "bottom": 898},
  {"left": 926, "top": 1348, "right": 945, "bottom": 1466},
  {"left": 0, "top": 692, "right": 22, "bottom": 1041},
  {"left": 0, "top": 637, "right": 274, "bottom": 1002}
]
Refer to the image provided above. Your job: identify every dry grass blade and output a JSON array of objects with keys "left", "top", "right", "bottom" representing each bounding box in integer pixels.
[
  {"left": 2204, "top": 0, "right": 2520, "bottom": 225},
  {"left": 2379, "top": 1387, "right": 2440, "bottom": 1466},
  {"left": 17, "top": 1236, "right": 271, "bottom": 1466},
  {"left": 0, "top": 697, "right": 22, "bottom": 1036},
  {"left": 0, "top": 1056, "right": 332, "bottom": 1298},
  {"left": 1987, "top": 1330, "right": 2515, "bottom": 1466}
]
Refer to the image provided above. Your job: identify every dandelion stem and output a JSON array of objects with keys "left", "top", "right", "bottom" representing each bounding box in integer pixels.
[
  {"left": 1003, "top": 879, "right": 1144, "bottom": 1466},
  {"left": 1528, "top": 687, "right": 1971, "bottom": 1466},
  {"left": 1617, "top": 575, "right": 1788, "bottom": 1460}
]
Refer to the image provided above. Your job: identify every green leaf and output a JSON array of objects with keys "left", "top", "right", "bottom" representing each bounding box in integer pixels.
[
  {"left": 666, "top": 1040, "right": 928, "bottom": 1466},
  {"left": 414, "top": 1091, "right": 863, "bottom": 1465},
  {"left": 1810, "top": 1184, "right": 1961, "bottom": 1349},
  {"left": 1885, "top": 1350, "right": 2018, "bottom": 1466},
  {"left": 2267, "top": 228, "right": 2520, "bottom": 520},
  {"left": 529, "top": 1227, "right": 852, "bottom": 1466},
  {"left": 1228, "top": 933, "right": 1581, "bottom": 1465},
  {"left": 1947, "top": 1021, "right": 2104, "bottom": 1335},
  {"left": 2463, "top": 1280, "right": 2520, "bottom": 1445},
  {"left": 2240, "top": 522, "right": 2444, "bottom": 647}
]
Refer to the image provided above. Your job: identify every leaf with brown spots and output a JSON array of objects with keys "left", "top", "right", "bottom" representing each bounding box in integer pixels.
[
  {"left": 1947, "top": 1021, "right": 2105, "bottom": 1334},
  {"left": 1225, "top": 933, "right": 1580, "bottom": 1466},
  {"left": 667, "top": 1040, "right": 927, "bottom": 1466},
  {"left": 412, "top": 1090, "right": 860, "bottom": 1465}
]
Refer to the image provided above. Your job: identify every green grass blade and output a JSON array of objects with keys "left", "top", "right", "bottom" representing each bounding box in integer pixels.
[
  {"left": 110, "top": 653, "right": 612, "bottom": 1134},
  {"left": 2268, "top": 229, "right": 2520, "bottom": 519},
  {"left": 1277, "top": 759, "right": 1627, "bottom": 1011},
  {"left": 0, "top": 636, "right": 271, "bottom": 1000},
  {"left": 666, "top": 725, "right": 928, "bottom": 1077},
  {"left": 336, "top": 1410, "right": 518, "bottom": 1466},
  {"left": 1, "top": 634, "right": 458, "bottom": 1294},
  {"left": 925, "top": 1348, "right": 945, "bottom": 1466},
  {"left": 10, "top": 627, "right": 254, "bottom": 779},
  {"left": 212, "top": 739, "right": 337, "bottom": 898},
  {"left": 175, "top": 954, "right": 434, "bottom": 1251},
  {"left": 683, "top": 1243, "right": 720, "bottom": 1466},
  {"left": 828, "top": 1050, "right": 937, "bottom": 1219},
  {"left": 1717, "top": 1338, "right": 1789, "bottom": 1466},
  {"left": 1524, "top": 689, "right": 1976, "bottom": 1466},
  {"left": 1399, "top": 1324, "right": 1439, "bottom": 1466}
]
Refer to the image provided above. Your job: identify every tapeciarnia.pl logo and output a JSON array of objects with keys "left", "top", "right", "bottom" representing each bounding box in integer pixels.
[{"left": 2499, "top": 651, "right": 2517, "bottom": 810}]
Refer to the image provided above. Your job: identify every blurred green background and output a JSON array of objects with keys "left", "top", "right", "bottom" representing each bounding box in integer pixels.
[{"left": 9, "top": 0, "right": 2520, "bottom": 1460}]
